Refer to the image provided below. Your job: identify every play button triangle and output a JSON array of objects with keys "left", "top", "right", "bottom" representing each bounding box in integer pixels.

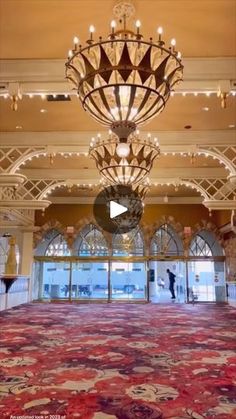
[{"left": 110, "top": 200, "right": 128, "bottom": 219}]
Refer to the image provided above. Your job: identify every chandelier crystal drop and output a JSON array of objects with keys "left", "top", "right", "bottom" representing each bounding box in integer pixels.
[
  {"left": 89, "top": 132, "right": 160, "bottom": 185},
  {"left": 65, "top": 2, "right": 183, "bottom": 138}
]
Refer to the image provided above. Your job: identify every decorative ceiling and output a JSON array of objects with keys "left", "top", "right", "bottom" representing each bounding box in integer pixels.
[
  {"left": 0, "top": 0, "right": 235, "bottom": 227},
  {"left": 0, "top": 0, "right": 235, "bottom": 59},
  {"left": 0, "top": 95, "right": 235, "bottom": 132}
]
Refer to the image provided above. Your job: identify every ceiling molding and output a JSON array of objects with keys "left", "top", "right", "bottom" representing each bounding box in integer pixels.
[
  {"left": 0, "top": 173, "right": 26, "bottom": 187},
  {"left": 0, "top": 208, "right": 34, "bottom": 226},
  {"left": 0, "top": 200, "right": 51, "bottom": 210},
  {"left": 20, "top": 168, "right": 227, "bottom": 180},
  {"left": 49, "top": 196, "right": 203, "bottom": 205},
  {"left": 0, "top": 140, "right": 233, "bottom": 177},
  {"left": 203, "top": 200, "right": 236, "bottom": 210},
  {"left": 0, "top": 57, "right": 235, "bottom": 93},
  {"left": 1, "top": 130, "right": 235, "bottom": 147}
]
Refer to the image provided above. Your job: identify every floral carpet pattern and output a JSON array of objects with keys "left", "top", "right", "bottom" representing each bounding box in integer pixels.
[{"left": 0, "top": 303, "right": 236, "bottom": 419}]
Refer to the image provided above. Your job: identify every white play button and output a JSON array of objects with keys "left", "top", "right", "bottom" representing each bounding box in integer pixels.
[
  {"left": 94, "top": 185, "right": 143, "bottom": 233},
  {"left": 110, "top": 200, "right": 128, "bottom": 219}
]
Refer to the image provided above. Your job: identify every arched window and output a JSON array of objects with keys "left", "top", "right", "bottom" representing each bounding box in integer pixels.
[
  {"left": 189, "top": 234, "right": 212, "bottom": 256},
  {"left": 188, "top": 230, "right": 225, "bottom": 303},
  {"left": 45, "top": 233, "right": 71, "bottom": 256},
  {"left": 34, "top": 229, "right": 69, "bottom": 256},
  {"left": 76, "top": 224, "right": 109, "bottom": 256},
  {"left": 189, "top": 230, "right": 223, "bottom": 257},
  {"left": 112, "top": 227, "right": 144, "bottom": 256},
  {"left": 150, "top": 224, "right": 183, "bottom": 256}
]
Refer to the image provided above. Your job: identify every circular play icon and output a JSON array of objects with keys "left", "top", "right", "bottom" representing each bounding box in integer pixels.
[{"left": 93, "top": 184, "right": 144, "bottom": 234}]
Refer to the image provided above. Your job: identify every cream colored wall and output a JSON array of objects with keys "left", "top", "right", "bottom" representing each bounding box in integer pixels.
[{"left": 142, "top": 204, "right": 211, "bottom": 227}]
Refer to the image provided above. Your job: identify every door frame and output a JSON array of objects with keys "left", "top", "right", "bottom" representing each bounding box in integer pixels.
[
  {"left": 34, "top": 255, "right": 225, "bottom": 303},
  {"left": 34, "top": 256, "right": 149, "bottom": 302}
]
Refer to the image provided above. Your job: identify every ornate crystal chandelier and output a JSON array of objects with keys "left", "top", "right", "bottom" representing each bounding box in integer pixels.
[
  {"left": 89, "top": 131, "right": 160, "bottom": 185},
  {"left": 65, "top": 1, "right": 183, "bottom": 139}
]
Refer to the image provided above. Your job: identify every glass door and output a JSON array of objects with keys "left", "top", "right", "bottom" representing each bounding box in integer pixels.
[
  {"left": 187, "top": 260, "right": 226, "bottom": 302},
  {"left": 71, "top": 261, "right": 108, "bottom": 300},
  {"left": 149, "top": 260, "right": 186, "bottom": 303},
  {"left": 110, "top": 261, "right": 147, "bottom": 300},
  {"left": 41, "top": 261, "right": 70, "bottom": 299}
]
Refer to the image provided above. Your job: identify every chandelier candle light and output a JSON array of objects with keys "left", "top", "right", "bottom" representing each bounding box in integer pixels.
[{"left": 65, "top": 2, "right": 183, "bottom": 142}]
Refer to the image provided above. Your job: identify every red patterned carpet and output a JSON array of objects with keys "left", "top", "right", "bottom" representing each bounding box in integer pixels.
[{"left": 0, "top": 303, "right": 236, "bottom": 419}]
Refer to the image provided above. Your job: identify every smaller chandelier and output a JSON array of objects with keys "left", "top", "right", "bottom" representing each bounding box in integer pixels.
[
  {"left": 103, "top": 184, "right": 147, "bottom": 232},
  {"left": 102, "top": 182, "right": 149, "bottom": 201},
  {"left": 89, "top": 132, "right": 160, "bottom": 185},
  {"left": 65, "top": 2, "right": 183, "bottom": 136}
]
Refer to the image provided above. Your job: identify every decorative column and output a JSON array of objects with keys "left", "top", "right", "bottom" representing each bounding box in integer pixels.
[{"left": 224, "top": 235, "right": 236, "bottom": 306}]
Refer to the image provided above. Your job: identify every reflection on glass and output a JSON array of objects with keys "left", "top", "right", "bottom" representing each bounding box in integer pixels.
[
  {"left": 111, "top": 261, "right": 146, "bottom": 300},
  {"left": 42, "top": 261, "right": 70, "bottom": 299},
  {"left": 189, "top": 235, "right": 212, "bottom": 256},
  {"left": 76, "top": 225, "right": 109, "bottom": 256},
  {"left": 112, "top": 228, "right": 144, "bottom": 256},
  {"left": 45, "top": 234, "right": 71, "bottom": 256},
  {"left": 72, "top": 262, "right": 108, "bottom": 299},
  {"left": 150, "top": 224, "right": 183, "bottom": 256},
  {"left": 149, "top": 261, "right": 186, "bottom": 303},
  {"left": 187, "top": 260, "right": 225, "bottom": 302}
]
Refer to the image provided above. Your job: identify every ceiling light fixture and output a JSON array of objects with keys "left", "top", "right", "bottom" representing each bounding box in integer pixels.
[
  {"left": 103, "top": 182, "right": 149, "bottom": 202},
  {"left": 89, "top": 131, "right": 160, "bottom": 185},
  {"left": 65, "top": 1, "right": 183, "bottom": 142},
  {"left": 116, "top": 142, "right": 130, "bottom": 158}
]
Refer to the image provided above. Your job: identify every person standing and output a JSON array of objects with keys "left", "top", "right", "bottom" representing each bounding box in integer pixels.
[{"left": 166, "top": 269, "right": 176, "bottom": 299}]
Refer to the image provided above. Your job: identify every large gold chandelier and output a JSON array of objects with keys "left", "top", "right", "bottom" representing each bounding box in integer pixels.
[{"left": 65, "top": 1, "right": 183, "bottom": 139}]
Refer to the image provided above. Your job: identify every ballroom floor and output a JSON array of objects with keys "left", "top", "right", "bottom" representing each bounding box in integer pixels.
[{"left": 0, "top": 302, "right": 236, "bottom": 419}]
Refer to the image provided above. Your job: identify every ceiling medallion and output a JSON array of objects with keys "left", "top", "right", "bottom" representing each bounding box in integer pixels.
[
  {"left": 65, "top": 1, "right": 183, "bottom": 140},
  {"left": 89, "top": 132, "right": 160, "bottom": 185}
]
